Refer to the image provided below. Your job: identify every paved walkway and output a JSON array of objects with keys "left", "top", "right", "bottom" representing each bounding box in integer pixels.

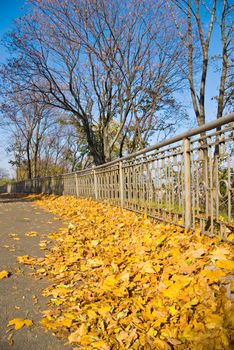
[{"left": 0, "top": 194, "right": 72, "bottom": 350}]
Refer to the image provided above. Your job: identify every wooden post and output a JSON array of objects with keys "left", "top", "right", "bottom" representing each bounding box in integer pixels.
[
  {"left": 183, "top": 138, "right": 192, "bottom": 231},
  {"left": 119, "top": 161, "right": 124, "bottom": 208}
]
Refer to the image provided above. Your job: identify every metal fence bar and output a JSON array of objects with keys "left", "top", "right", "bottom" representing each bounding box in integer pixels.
[
  {"left": 75, "top": 173, "right": 79, "bottom": 197},
  {"left": 119, "top": 161, "right": 124, "bottom": 208},
  {"left": 93, "top": 168, "right": 98, "bottom": 200},
  {"left": 1, "top": 112, "right": 234, "bottom": 241},
  {"left": 183, "top": 138, "right": 192, "bottom": 230}
]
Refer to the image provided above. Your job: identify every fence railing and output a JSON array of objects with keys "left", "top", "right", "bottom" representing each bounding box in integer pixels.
[{"left": 1, "top": 112, "right": 234, "bottom": 240}]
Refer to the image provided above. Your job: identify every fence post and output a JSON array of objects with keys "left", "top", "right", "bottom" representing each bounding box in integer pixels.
[
  {"left": 62, "top": 175, "right": 65, "bottom": 196},
  {"left": 183, "top": 138, "right": 192, "bottom": 231},
  {"left": 75, "top": 173, "right": 79, "bottom": 198},
  {"left": 93, "top": 168, "right": 98, "bottom": 200},
  {"left": 119, "top": 161, "right": 124, "bottom": 208},
  {"left": 51, "top": 176, "right": 54, "bottom": 195},
  {"left": 7, "top": 184, "right": 12, "bottom": 194}
]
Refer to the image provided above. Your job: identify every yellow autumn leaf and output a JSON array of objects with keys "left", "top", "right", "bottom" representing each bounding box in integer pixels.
[
  {"left": 17, "top": 255, "right": 37, "bottom": 265},
  {"left": 169, "top": 305, "right": 178, "bottom": 316},
  {"left": 112, "top": 285, "right": 127, "bottom": 297},
  {"left": 201, "top": 269, "right": 226, "bottom": 283},
  {"left": 162, "top": 283, "right": 182, "bottom": 299},
  {"left": 40, "top": 317, "right": 57, "bottom": 330},
  {"left": 80, "top": 264, "right": 89, "bottom": 272},
  {"left": 60, "top": 317, "right": 73, "bottom": 327},
  {"left": 190, "top": 247, "right": 206, "bottom": 259},
  {"left": 153, "top": 338, "right": 171, "bottom": 349},
  {"left": 8, "top": 319, "right": 25, "bottom": 330},
  {"left": 229, "top": 314, "right": 234, "bottom": 327},
  {"left": 68, "top": 324, "right": 88, "bottom": 343},
  {"left": 211, "top": 247, "right": 230, "bottom": 261},
  {"left": 52, "top": 298, "right": 63, "bottom": 306},
  {"left": 91, "top": 240, "right": 99, "bottom": 246},
  {"left": 147, "top": 327, "right": 157, "bottom": 337},
  {"left": 8, "top": 318, "right": 33, "bottom": 330},
  {"left": 102, "top": 275, "right": 118, "bottom": 288},
  {"left": 0, "top": 270, "right": 9, "bottom": 279},
  {"left": 24, "top": 319, "right": 33, "bottom": 327},
  {"left": 140, "top": 261, "right": 156, "bottom": 274},
  {"left": 98, "top": 305, "right": 112, "bottom": 316},
  {"left": 91, "top": 340, "right": 109, "bottom": 349},
  {"left": 205, "top": 313, "right": 223, "bottom": 329},
  {"left": 87, "top": 309, "right": 98, "bottom": 319},
  {"left": 215, "top": 259, "right": 234, "bottom": 272},
  {"left": 63, "top": 312, "right": 76, "bottom": 320},
  {"left": 37, "top": 268, "right": 46, "bottom": 273},
  {"left": 25, "top": 231, "right": 37, "bottom": 237},
  {"left": 87, "top": 258, "right": 104, "bottom": 267},
  {"left": 227, "top": 233, "right": 234, "bottom": 241}
]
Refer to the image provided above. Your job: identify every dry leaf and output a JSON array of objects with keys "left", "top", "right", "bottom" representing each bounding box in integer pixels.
[
  {"left": 17, "top": 255, "right": 37, "bottom": 265},
  {"left": 215, "top": 259, "right": 234, "bottom": 272},
  {"left": 0, "top": 270, "right": 9, "bottom": 279},
  {"left": 211, "top": 247, "right": 230, "bottom": 261},
  {"left": 25, "top": 231, "right": 38, "bottom": 237},
  {"left": 7, "top": 333, "right": 14, "bottom": 346},
  {"left": 8, "top": 318, "right": 33, "bottom": 330}
]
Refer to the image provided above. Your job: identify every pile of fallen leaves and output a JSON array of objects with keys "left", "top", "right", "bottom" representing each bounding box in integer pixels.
[{"left": 20, "top": 196, "right": 234, "bottom": 349}]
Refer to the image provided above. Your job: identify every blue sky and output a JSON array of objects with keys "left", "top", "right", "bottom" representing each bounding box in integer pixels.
[
  {"left": 0, "top": 0, "right": 26, "bottom": 175},
  {"left": 0, "top": 1, "right": 226, "bottom": 176},
  {"left": 0, "top": 0, "right": 26, "bottom": 61}
]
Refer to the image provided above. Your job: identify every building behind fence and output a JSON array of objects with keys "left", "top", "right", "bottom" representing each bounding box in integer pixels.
[{"left": 1, "top": 113, "right": 234, "bottom": 241}]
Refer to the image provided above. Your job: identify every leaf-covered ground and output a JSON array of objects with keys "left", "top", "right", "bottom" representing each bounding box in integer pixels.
[{"left": 20, "top": 195, "right": 234, "bottom": 349}]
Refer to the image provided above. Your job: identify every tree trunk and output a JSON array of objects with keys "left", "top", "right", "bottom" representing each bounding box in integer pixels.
[
  {"left": 81, "top": 117, "right": 105, "bottom": 165},
  {"left": 26, "top": 141, "right": 32, "bottom": 179}
]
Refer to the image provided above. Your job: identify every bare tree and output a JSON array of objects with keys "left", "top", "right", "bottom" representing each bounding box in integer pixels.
[
  {"left": 166, "top": 0, "right": 234, "bottom": 125},
  {"left": 2, "top": 0, "right": 187, "bottom": 165},
  {"left": 215, "top": 0, "right": 234, "bottom": 119}
]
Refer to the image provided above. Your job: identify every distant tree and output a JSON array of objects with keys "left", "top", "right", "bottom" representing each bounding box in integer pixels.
[
  {"left": 1, "top": 89, "right": 58, "bottom": 179},
  {"left": 0, "top": 167, "right": 9, "bottom": 179},
  {"left": 0, "top": 167, "right": 10, "bottom": 186}
]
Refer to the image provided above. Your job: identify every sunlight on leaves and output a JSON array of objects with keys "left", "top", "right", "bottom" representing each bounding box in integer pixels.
[{"left": 18, "top": 195, "right": 234, "bottom": 350}]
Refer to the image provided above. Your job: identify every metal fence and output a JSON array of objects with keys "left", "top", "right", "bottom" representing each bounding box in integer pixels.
[{"left": 1, "top": 113, "right": 234, "bottom": 240}]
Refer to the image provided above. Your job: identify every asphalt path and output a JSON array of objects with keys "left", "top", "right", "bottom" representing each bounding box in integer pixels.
[{"left": 0, "top": 194, "right": 72, "bottom": 350}]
